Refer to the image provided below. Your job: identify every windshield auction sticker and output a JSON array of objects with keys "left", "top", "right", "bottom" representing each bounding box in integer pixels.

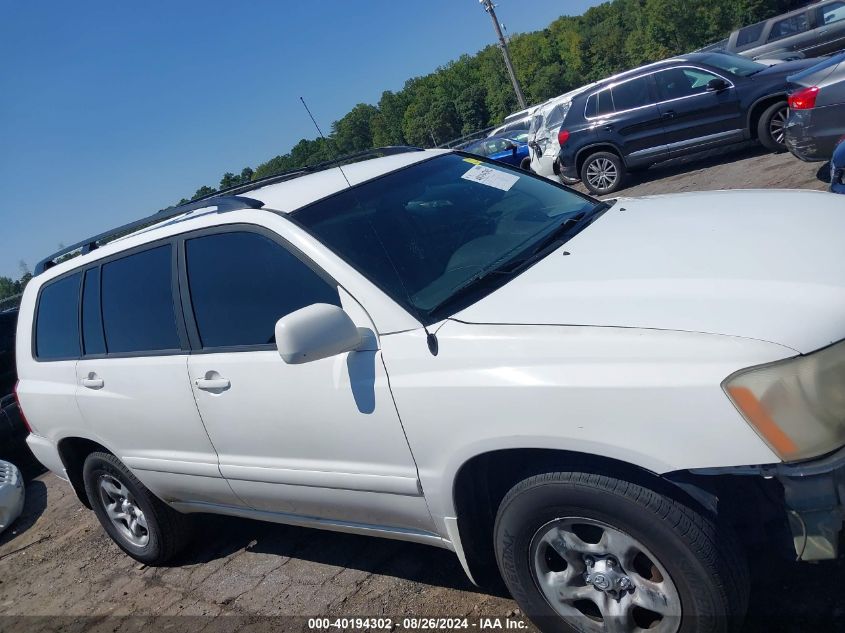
[{"left": 461, "top": 164, "right": 519, "bottom": 191}]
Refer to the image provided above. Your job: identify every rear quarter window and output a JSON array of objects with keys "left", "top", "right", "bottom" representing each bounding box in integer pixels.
[{"left": 35, "top": 273, "right": 82, "bottom": 360}]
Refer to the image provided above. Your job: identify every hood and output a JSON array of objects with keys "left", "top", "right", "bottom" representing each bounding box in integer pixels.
[
  {"left": 753, "top": 57, "right": 819, "bottom": 78},
  {"left": 453, "top": 190, "right": 845, "bottom": 353}
]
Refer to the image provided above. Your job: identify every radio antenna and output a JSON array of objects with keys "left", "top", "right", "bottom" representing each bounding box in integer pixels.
[{"left": 298, "top": 96, "right": 439, "bottom": 356}]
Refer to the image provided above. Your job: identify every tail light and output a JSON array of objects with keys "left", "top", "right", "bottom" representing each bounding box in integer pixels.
[
  {"left": 788, "top": 86, "right": 819, "bottom": 110},
  {"left": 13, "top": 381, "right": 32, "bottom": 435},
  {"left": 558, "top": 129, "right": 571, "bottom": 146}
]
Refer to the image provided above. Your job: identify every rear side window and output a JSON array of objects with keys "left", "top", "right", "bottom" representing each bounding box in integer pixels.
[
  {"left": 768, "top": 13, "right": 810, "bottom": 41},
  {"left": 185, "top": 231, "right": 340, "bottom": 349},
  {"left": 101, "top": 245, "right": 180, "bottom": 354},
  {"left": 736, "top": 23, "right": 765, "bottom": 47},
  {"left": 81, "top": 267, "right": 105, "bottom": 355},
  {"left": 586, "top": 90, "right": 613, "bottom": 117},
  {"left": 35, "top": 273, "right": 81, "bottom": 360},
  {"left": 610, "top": 76, "right": 651, "bottom": 111}
]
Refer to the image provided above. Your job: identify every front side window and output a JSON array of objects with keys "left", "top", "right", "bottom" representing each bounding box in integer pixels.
[
  {"left": 35, "top": 273, "right": 81, "bottom": 360},
  {"left": 768, "top": 13, "right": 810, "bottom": 41},
  {"left": 654, "top": 67, "right": 720, "bottom": 101},
  {"left": 185, "top": 231, "right": 340, "bottom": 349},
  {"left": 292, "top": 154, "right": 600, "bottom": 323},
  {"left": 610, "top": 76, "right": 652, "bottom": 111},
  {"left": 101, "top": 245, "right": 180, "bottom": 354}
]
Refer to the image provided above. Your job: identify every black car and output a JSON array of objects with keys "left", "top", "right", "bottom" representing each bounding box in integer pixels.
[
  {"left": 0, "top": 309, "right": 25, "bottom": 445},
  {"left": 557, "top": 52, "right": 819, "bottom": 194}
]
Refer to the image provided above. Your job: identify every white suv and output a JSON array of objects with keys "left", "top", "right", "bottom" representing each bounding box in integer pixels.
[{"left": 18, "top": 147, "right": 845, "bottom": 633}]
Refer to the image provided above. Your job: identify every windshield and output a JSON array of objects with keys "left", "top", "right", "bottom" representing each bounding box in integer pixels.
[
  {"left": 292, "top": 153, "right": 599, "bottom": 323},
  {"left": 701, "top": 52, "right": 766, "bottom": 77}
]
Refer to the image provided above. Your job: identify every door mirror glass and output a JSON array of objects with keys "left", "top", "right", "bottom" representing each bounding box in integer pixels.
[
  {"left": 275, "top": 304, "right": 362, "bottom": 364},
  {"left": 706, "top": 77, "right": 729, "bottom": 92}
]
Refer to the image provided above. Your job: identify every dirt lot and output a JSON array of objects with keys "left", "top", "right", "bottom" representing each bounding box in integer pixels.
[{"left": 1, "top": 147, "right": 842, "bottom": 633}]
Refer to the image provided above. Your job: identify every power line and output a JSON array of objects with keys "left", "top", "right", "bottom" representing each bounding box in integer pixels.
[{"left": 479, "top": 0, "right": 527, "bottom": 110}]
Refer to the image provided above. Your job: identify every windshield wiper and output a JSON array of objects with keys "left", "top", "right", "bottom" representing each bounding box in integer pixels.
[{"left": 425, "top": 202, "right": 612, "bottom": 319}]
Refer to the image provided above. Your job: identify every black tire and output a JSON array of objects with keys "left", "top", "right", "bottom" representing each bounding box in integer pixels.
[
  {"left": 520, "top": 157, "right": 532, "bottom": 172},
  {"left": 83, "top": 451, "right": 192, "bottom": 564},
  {"left": 580, "top": 152, "right": 626, "bottom": 195},
  {"left": 494, "top": 472, "right": 748, "bottom": 633},
  {"left": 757, "top": 101, "right": 788, "bottom": 152}
]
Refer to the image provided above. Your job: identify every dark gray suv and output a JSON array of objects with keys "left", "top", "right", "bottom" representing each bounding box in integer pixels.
[
  {"left": 715, "top": 1, "right": 845, "bottom": 62},
  {"left": 785, "top": 52, "right": 845, "bottom": 161}
]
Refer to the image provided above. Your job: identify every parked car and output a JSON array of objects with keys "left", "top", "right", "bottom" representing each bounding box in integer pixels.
[
  {"left": 527, "top": 86, "right": 595, "bottom": 185},
  {"left": 463, "top": 136, "right": 531, "bottom": 170},
  {"left": 0, "top": 459, "right": 24, "bottom": 533},
  {"left": 711, "top": 0, "right": 845, "bottom": 61},
  {"left": 20, "top": 148, "right": 845, "bottom": 633},
  {"left": 831, "top": 136, "right": 845, "bottom": 192},
  {"left": 556, "top": 52, "right": 819, "bottom": 195},
  {"left": 0, "top": 309, "right": 26, "bottom": 447},
  {"left": 488, "top": 105, "right": 538, "bottom": 142},
  {"left": 785, "top": 52, "right": 845, "bottom": 161}
]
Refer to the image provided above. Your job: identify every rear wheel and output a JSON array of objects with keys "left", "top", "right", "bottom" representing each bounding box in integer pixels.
[
  {"left": 580, "top": 152, "right": 626, "bottom": 195},
  {"left": 83, "top": 452, "right": 192, "bottom": 564},
  {"left": 757, "top": 101, "right": 788, "bottom": 152},
  {"left": 520, "top": 157, "right": 533, "bottom": 171},
  {"left": 494, "top": 472, "right": 748, "bottom": 633}
]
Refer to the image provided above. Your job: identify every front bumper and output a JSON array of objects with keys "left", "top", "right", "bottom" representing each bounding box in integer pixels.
[{"left": 694, "top": 447, "right": 845, "bottom": 561}]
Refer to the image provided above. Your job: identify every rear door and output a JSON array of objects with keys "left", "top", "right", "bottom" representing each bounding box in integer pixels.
[
  {"left": 652, "top": 66, "right": 744, "bottom": 157},
  {"left": 74, "top": 243, "right": 239, "bottom": 506}
]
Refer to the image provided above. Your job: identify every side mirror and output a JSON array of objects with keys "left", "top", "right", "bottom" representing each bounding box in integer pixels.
[
  {"left": 707, "top": 77, "right": 729, "bottom": 92},
  {"left": 275, "top": 304, "right": 362, "bottom": 365},
  {"left": 505, "top": 142, "right": 518, "bottom": 153}
]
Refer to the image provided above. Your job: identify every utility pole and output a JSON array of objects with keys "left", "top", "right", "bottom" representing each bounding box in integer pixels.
[{"left": 479, "top": 0, "right": 527, "bottom": 110}]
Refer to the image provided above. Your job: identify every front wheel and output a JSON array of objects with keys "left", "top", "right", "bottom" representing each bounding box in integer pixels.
[
  {"left": 580, "top": 152, "right": 626, "bottom": 195},
  {"left": 494, "top": 472, "right": 748, "bottom": 633},
  {"left": 757, "top": 102, "right": 788, "bottom": 152},
  {"left": 83, "top": 451, "right": 193, "bottom": 564}
]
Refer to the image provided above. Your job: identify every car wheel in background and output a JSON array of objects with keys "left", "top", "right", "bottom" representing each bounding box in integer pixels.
[
  {"left": 520, "top": 157, "right": 533, "bottom": 171},
  {"left": 494, "top": 472, "right": 749, "bottom": 633},
  {"left": 559, "top": 175, "right": 581, "bottom": 186},
  {"left": 580, "top": 152, "right": 626, "bottom": 195},
  {"left": 83, "top": 451, "right": 192, "bottom": 564},
  {"left": 758, "top": 102, "right": 788, "bottom": 152}
]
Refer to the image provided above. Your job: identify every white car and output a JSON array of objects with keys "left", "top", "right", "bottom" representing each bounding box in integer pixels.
[
  {"left": 528, "top": 86, "right": 595, "bottom": 184},
  {"left": 18, "top": 147, "right": 845, "bottom": 633}
]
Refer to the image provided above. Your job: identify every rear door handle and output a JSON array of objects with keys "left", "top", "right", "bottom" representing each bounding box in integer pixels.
[
  {"left": 195, "top": 378, "right": 231, "bottom": 391},
  {"left": 603, "top": 124, "right": 614, "bottom": 131},
  {"left": 662, "top": 110, "right": 676, "bottom": 119},
  {"left": 81, "top": 376, "right": 104, "bottom": 389}
]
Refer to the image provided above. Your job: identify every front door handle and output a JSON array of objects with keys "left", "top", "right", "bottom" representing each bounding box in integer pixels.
[
  {"left": 662, "top": 110, "right": 676, "bottom": 119},
  {"left": 81, "top": 375, "right": 104, "bottom": 389},
  {"left": 195, "top": 377, "right": 231, "bottom": 391},
  {"left": 603, "top": 124, "right": 614, "bottom": 131}
]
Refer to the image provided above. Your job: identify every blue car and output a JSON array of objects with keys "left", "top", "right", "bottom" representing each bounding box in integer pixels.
[
  {"left": 463, "top": 136, "right": 531, "bottom": 171},
  {"left": 831, "top": 138, "right": 845, "bottom": 194}
]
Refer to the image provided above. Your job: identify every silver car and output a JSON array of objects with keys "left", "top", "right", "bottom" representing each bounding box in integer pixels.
[{"left": 785, "top": 52, "right": 845, "bottom": 161}]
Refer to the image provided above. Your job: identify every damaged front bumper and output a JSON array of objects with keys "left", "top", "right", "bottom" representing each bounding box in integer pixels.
[{"left": 691, "top": 446, "right": 845, "bottom": 561}]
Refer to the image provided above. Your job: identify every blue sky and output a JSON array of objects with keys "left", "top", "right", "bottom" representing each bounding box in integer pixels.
[{"left": 0, "top": 0, "right": 602, "bottom": 279}]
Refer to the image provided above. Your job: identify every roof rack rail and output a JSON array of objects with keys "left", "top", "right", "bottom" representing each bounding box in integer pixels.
[
  {"left": 34, "top": 195, "right": 264, "bottom": 276},
  {"left": 192, "top": 146, "right": 424, "bottom": 202}
]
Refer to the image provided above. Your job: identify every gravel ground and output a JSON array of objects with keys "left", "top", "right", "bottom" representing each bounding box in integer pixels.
[{"left": 1, "top": 146, "right": 842, "bottom": 633}]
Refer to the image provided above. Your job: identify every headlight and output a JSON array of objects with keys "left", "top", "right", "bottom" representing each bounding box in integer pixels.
[{"left": 723, "top": 339, "right": 845, "bottom": 462}]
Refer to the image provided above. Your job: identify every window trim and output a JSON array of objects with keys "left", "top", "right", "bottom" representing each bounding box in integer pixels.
[
  {"left": 32, "top": 269, "right": 83, "bottom": 362},
  {"left": 176, "top": 223, "right": 341, "bottom": 355},
  {"left": 583, "top": 65, "right": 736, "bottom": 121},
  {"left": 33, "top": 237, "right": 190, "bottom": 362}
]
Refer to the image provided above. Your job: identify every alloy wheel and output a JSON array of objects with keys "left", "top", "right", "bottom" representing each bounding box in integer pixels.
[
  {"left": 769, "top": 107, "right": 787, "bottom": 145},
  {"left": 586, "top": 158, "right": 618, "bottom": 191},
  {"left": 529, "top": 517, "right": 681, "bottom": 633},
  {"left": 98, "top": 474, "right": 149, "bottom": 547}
]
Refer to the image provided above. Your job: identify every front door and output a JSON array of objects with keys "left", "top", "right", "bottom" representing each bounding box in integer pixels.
[
  {"left": 74, "top": 243, "right": 239, "bottom": 507},
  {"left": 180, "top": 227, "right": 433, "bottom": 534},
  {"left": 652, "top": 66, "right": 744, "bottom": 157}
]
